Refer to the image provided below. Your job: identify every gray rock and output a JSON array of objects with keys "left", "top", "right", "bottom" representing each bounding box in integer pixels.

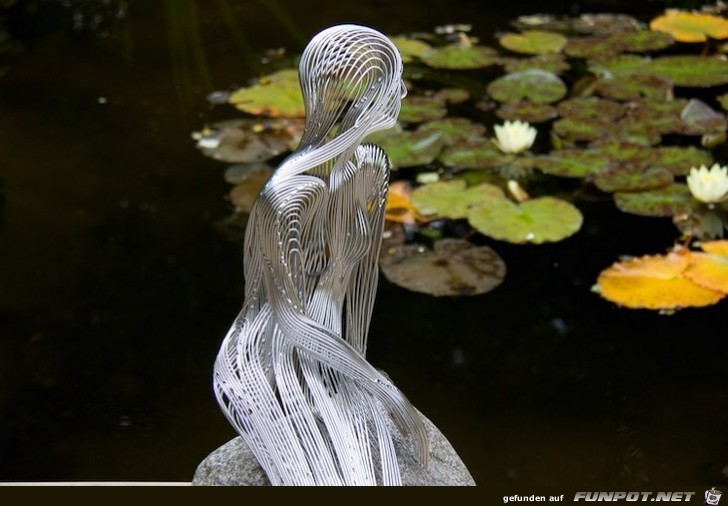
[{"left": 192, "top": 409, "right": 476, "bottom": 486}]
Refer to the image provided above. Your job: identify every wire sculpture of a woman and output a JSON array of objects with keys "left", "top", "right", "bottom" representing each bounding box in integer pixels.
[{"left": 212, "top": 24, "right": 429, "bottom": 486}]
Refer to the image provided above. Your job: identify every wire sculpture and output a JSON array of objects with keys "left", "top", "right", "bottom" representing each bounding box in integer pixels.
[{"left": 212, "top": 24, "right": 429, "bottom": 486}]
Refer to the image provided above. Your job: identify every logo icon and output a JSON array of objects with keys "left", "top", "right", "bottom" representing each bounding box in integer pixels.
[{"left": 706, "top": 488, "right": 722, "bottom": 506}]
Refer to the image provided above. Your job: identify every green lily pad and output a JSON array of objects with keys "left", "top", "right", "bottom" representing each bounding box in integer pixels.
[
  {"left": 651, "top": 146, "right": 714, "bottom": 176},
  {"left": 379, "top": 239, "right": 506, "bottom": 297},
  {"left": 467, "top": 195, "right": 583, "bottom": 244},
  {"left": 434, "top": 88, "right": 470, "bottom": 104},
  {"left": 438, "top": 139, "right": 515, "bottom": 169},
  {"left": 592, "top": 55, "right": 728, "bottom": 87},
  {"left": 620, "top": 98, "right": 687, "bottom": 135},
  {"left": 564, "top": 37, "right": 624, "bottom": 59},
  {"left": 552, "top": 117, "right": 619, "bottom": 142},
  {"left": 593, "top": 163, "right": 674, "bottom": 193},
  {"left": 613, "top": 183, "right": 697, "bottom": 217},
  {"left": 608, "top": 29, "right": 675, "bottom": 53},
  {"left": 614, "top": 117, "right": 663, "bottom": 146},
  {"left": 390, "top": 35, "right": 432, "bottom": 63},
  {"left": 420, "top": 44, "right": 500, "bottom": 70},
  {"left": 411, "top": 180, "right": 504, "bottom": 219},
  {"left": 717, "top": 93, "right": 728, "bottom": 112},
  {"left": 398, "top": 96, "right": 448, "bottom": 123},
  {"left": 556, "top": 97, "right": 625, "bottom": 120},
  {"left": 502, "top": 53, "right": 571, "bottom": 74},
  {"left": 571, "top": 13, "right": 642, "bottom": 36},
  {"left": 495, "top": 102, "right": 559, "bottom": 123},
  {"left": 587, "top": 54, "right": 651, "bottom": 77},
  {"left": 229, "top": 69, "right": 305, "bottom": 118},
  {"left": 417, "top": 117, "right": 487, "bottom": 145},
  {"left": 499, "top": 30, "right": 567, "bottom": 55},
  {"left": 533, "top": 149, "right": 613, "bottom": 178},
  {"left": 367, "top": 128, "right": 445, "bottom": 169},
  {"left": 486, "top": 69, "right": 567, "bottom": 104},
  {"left": 588, "top": 140, "right": 654, "bottom": 163},
  {"left": 594, "top": 73, "right": 673, "bottom": 101}
]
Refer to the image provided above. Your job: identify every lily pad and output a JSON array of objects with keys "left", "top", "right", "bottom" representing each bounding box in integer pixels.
[
  {"left": 572, "top": 13, "right": 643, "bottom": 36},
  {"left": 420, "top": 44, "right": 500, "bottom": 70},
  {"left": 398, "top": 95, "right": 448, "bottom": 123},
  {"left": 196, "top": 118, "right": 303, "bottom": 163},
  {"left": 588, "top": 140, "right": 654, "bottom": 163},
  {"left": 685, "top": 246, "right": 728, "bottom": 293},
  {"left": 438, "top": 139, "right": 515, "bottom": 169},
  {"left": 552, "top": 117, "right": 619, "bottom": 142},
  {"left": 533, "top": 149, "right": 613, "bottom": 178},
  {"left": 614, "top": 183, "right": 697, "bottom": 217},
  {"left": 379, "top": 239, "right": 506, "bottom": 297},
  {"left": 486, "top": 69, "right": 567, "bottom": 104},
  {"left": 411, "top": 180, "right": 504, "bottom": 219},
  {"left": 499, "top": 30, "right": 567, "bottom": 55},
  {"left": 619, "top": 98, "right": 687, "bottom": 135},
  {"left": 674, "top": 207, "right": 726, "bottom": 240},
  {"left": 587, "top": 54, "right": 651, "bottom": 77},
  {"left": 593, "top": 163, "right": 674, "bottom": 193},
  {"left": 650, "top": 10, "right": 728, "bottom": 43},
  {"left": 367, "top": 128, "right": 445, "bottom": 169},
  {"left": 594, "top": 73, "right": 673, "bottom": 101},
  {"left": 496, "top": 102, "right": 559, "bottom": 123},
  {"left": 502, "top": 53, "right": 570, "bottom": 74},
  {"left": 228, "top": 166, "right": 274, "bottom": 213},
  {"left": 223, "top": 162, "right": 274, "bottom": 184},
  {"left": 434, "top": 88, "right": 470, "bottom": 104},
  {"left": 390, "top": 35, "right": 432, "bottom": 63},
  {"left": 596, "top": 249, "right": 725, "bottom": 310},
  {"left": 229, "top": 69, "right": 305, "bottom": 118},
  {"left": 564, "top": 37, "right": 624, "bottom": 59},
  {"left": 417, "top": 117, "right": 487, "bottom": 145},
  {"left": 609, "top": 29, "right": 675, "bottom": 52},
  {"left": 679, "top": 98, "right": 728, "bottom": 135},
  {"left": 468, "top": 195, "right": 583, "bottom": 244},
  {"left": 652, "top": 145, "right": 714, "bottom": 176},
  {"left": 596, "top": 55, "right": 728, "bottom": 87},
  {"left": 556, "top": 97, "right": 625, "bottom": 120}
]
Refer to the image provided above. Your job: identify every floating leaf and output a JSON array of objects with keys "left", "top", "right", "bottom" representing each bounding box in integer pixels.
[
  {"left": 596, "top": 249, "right": 725, "bottom": 309},
  {"left": 379, "top": 239, "right": 506, "bottom": 297},
  {"left": 679, "top": 98, "right": 728, "bottom": 135},
  {"left": 685, "top": 247, "right": 728, "bottom": 293},
  {"left": 411, "top": 180, "right": 504, "bottom": 219},
  {"left": 674, "top": 207, "right": 726, "bottom": 240},
  {"left": 229, "top": 69, "right": 305, "bottom": 118},
  {"left": 572, "top": 13, "right": 642, "bottom": 36},
  {"left": 652, "top": 145, "right": 713, "bottom": 176},
  {"left": 499, "top": 30, "right": 567, "bottom": 55},
  {"left": 614, "top": 183, "right": 697, "bottom": 217},
  {"left": 496, "top": 102, "right": 559, "bottom": 123},
  {"left": 594, "top": 73, "right": 673, "bottom": 101},
  {"left": 593, "top": 163, "right": 674, "bottom": 193},
  {"left": 467, "top": 195, "right": 583, "bottom": 244},
  {"left": 368, "top": 128, "right": 445, "bottom": 169},
  {"left": 564, "top": 37, "right": 624, "bottom": 59},
  {"left": 552, "top": 117, "right": 618, "bottom": 142},
  {"left": 398, "top": 96, "right": 448, "bottom": 123},
  {"left": 700, "top": 240, "right": 728, "bottom": 256},
  {"left": 417, "top": 118, "right": 487, "bottom": 145},
  {"left": 196, "top": 119, "right": 303, "bottom": 163},
  {"left": 619, "top": 98, "right": 687, "bottom": 135},
  {"left": 228, "top": 166, "right": 273, "bottom": 213},
  {"left": 420, "top": 44, "right": 500, "bottom": 70},
  {"left": 223, "top": 162, "right": 273, "bottom": 184},
  {"left": 588, "top": 140, "right": 654, "bottom": 163},
  {"left": 434, "top": 88, "right": 470, "bottom": 103},
  {"left": 385, "top": 180, "right": 425, "bottom": 224},
  {"left": 556, "top": 97, "right": 625, "bottom": 120},
  {"left": 640, "top": 55, "right": 728, "bottom": 87},
  {"left": 649, "top": 11, "right": 728, "bottom": 43},
  {"left": 533, "top": 149, "right": 613, "bottom": 178},
  {"left": 501, "top": 53, "right": 570, "bottom": 74},
  {"left": 390, "top": 35, "right": 432, "bottom": 63},
  {"left": 609, "top": 29, "right": 675, "bottom": 52},
  {"left": 587, "top": 54, "right": 650, "bottom": 77},
  {"left": 486, "top": 69, "right": 567, "bottom": 104},
  {"left": 439, "top": 139, "right": 515, "bottom": 169}
]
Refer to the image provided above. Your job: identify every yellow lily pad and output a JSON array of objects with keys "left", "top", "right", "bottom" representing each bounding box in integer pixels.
[{"left": 650, "top": 10, "right": 728, "bottom": 43}]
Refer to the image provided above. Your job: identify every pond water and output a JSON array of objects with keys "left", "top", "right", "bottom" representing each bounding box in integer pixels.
[{"left": 1, "top": 0, "right": 727, "bottom": 488}]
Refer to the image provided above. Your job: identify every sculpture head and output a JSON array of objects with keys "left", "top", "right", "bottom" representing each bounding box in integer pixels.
[{"left": 297, "top": 24, "right": 406, "bottom": 148}]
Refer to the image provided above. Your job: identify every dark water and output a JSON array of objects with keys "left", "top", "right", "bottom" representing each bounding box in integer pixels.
[{"left": 1, "top": 0, "right": 726, "bottom": 488}]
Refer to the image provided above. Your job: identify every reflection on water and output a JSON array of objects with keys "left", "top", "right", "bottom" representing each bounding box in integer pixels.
[{"left": 0, "top": 0, "right": 727, "bottom": 487}]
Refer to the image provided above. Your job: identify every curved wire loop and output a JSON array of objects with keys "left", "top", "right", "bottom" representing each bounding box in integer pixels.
[{"left": 212, "top": 24, "right": 428, "bottom": 486}]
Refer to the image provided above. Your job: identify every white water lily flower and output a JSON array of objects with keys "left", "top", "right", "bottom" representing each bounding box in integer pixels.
[
  {"left": 686, "top": 163, "right": 728, "bottom": 204},
  {"left": 493, "top": 120, "right": 537, "bottom": 154}
]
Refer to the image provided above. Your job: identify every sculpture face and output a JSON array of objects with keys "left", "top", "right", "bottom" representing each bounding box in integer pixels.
[{"left": 298, "top": 24, "right": 405, "bottom": 146}]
